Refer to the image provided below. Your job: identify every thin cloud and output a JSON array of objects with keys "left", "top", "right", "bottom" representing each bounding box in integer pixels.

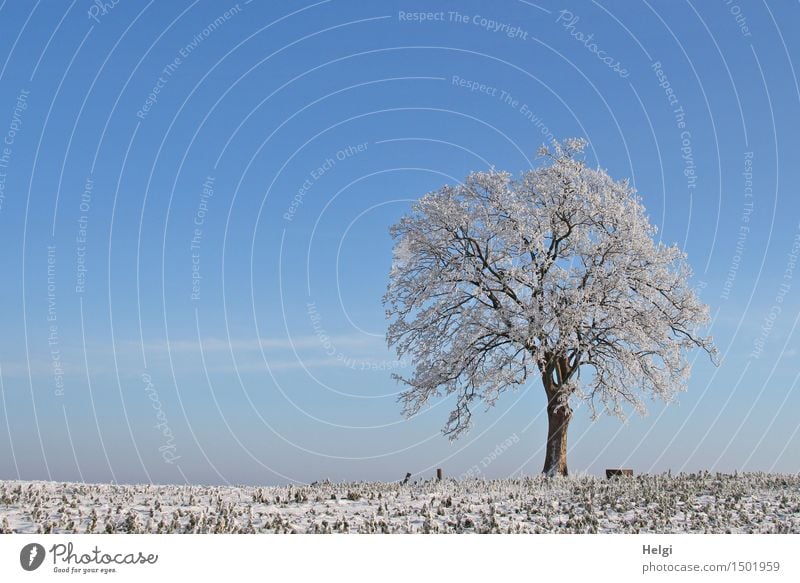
[{"left": 141, "top": 334, "right": 380, "bottom": 353}]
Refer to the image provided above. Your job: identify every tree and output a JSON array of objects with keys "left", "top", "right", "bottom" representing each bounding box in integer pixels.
[{"left": 384, "top": 138, "right": 716, "bottom": 476}]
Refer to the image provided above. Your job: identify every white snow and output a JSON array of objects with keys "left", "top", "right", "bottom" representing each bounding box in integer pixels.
[{"left": 1, "top": 472, "right": 798, "bottom": 534}]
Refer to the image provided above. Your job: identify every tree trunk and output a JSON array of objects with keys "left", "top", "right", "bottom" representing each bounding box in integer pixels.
[{"left": 542, "top": 391, "right": 572, "bottom": 476}]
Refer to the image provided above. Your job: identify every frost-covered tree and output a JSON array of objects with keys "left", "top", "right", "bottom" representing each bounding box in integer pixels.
[{"left": 384, "top": 138, "right": 716, "bottom": 476}]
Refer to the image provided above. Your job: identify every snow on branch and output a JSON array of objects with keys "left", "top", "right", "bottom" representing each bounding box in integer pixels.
[{"left": 384, "top": 138, "right": 716, "bottom": 437}]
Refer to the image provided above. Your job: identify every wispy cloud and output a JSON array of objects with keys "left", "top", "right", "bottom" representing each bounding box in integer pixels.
[
  {"left": 0, "top": 359, "right": 85, "bottom": 380},
  {"left": 207, "top": 357, "right": 344, "bottom": 372},
  {"left": 1, "top": 334, "right": 399, "bottom": 378},
  {"left": 140, "top": 334, "right": 381, "bottom": 354}
]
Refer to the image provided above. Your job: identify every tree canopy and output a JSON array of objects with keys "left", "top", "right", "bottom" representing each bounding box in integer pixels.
[{"left": 384, "top": 138, "right": 716, "bottom": 473}]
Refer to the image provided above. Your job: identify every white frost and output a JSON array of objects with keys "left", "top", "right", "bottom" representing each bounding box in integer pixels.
[{"left": 1, "top": 473, "right": 797, "bottom": 534}]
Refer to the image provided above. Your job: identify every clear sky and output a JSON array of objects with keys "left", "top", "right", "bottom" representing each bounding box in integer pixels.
[{"left": 0, "top": 0, "right": 798, "bottom": 486}]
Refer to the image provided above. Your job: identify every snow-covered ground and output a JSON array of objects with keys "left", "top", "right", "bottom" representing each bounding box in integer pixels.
[{"left": 1, "top": 472, "right": 798, "bottom": 534}]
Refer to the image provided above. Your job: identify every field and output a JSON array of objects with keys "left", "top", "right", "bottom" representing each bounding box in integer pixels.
[{"left": 1, "top": 473, "right": 799, "bottom": 534}]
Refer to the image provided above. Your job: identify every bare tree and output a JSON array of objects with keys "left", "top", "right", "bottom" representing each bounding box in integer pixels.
[{"left": 384, "top": 138, "right": 716, "bottom": 476}]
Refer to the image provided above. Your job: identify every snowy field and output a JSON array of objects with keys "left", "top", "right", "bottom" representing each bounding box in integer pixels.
[{"left": 1, "top": 473, "right": 798, "bottom": 534}]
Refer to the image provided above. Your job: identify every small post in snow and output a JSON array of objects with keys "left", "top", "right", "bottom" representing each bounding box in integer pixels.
[{"left": 606, "top": 469, "right": 634, "bottom": 479}]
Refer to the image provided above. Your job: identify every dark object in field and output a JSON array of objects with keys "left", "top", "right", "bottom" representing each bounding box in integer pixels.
[
  {"left": 401, "top": 472, "right": 412, "bottom": 485},
  {"left": 606, "top": 469, "right": 634, "bottom": 479},
  {"left": 436, "top": 468, "right": 443, "bottom": 481}
]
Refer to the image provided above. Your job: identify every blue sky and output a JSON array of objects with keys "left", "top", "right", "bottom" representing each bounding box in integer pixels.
[{"left": 0, "top": 0, "right": 798, "bottom": 485}]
